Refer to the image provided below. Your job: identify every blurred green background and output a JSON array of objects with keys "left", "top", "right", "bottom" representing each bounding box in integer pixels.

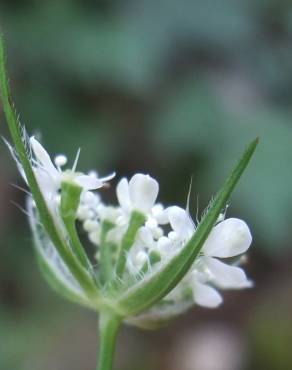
[{"left": 0, "top": 1, "right": 292, "bottom": 369}]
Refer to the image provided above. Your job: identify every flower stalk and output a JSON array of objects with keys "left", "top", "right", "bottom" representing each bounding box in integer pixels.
[
  {"left": 115, "top": 211, "right": 146, "bottom": 279},
  {"left": 60, "top": 181, "right": 94, "bottom": 274},
  {"left": 99, "top": 220, "right": 115, "bottom": 284},
  {"left": 97, "top": 313, "right": 121, "bottom": 370}
]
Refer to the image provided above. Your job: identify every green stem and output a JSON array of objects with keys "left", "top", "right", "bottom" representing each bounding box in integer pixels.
[
  {"left": 60, "top": 182, "right": 91, "bottom": 270},
  {"left": 115, "top": 211, "right": 146, "bottom": 279},
  {"left": 97, "top": 313, "right": 121, "bottom": 370},
  {"left": 64, "top": 218, "right": 94, "bottom": 270},
  {"left": 99, "top": 220, "right": 115, "bottom": 284}
]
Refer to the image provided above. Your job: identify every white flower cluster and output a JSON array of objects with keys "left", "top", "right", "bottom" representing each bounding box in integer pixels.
[
  {"left": 77, "top": 174, "right": 252, "bottom": 310},
  {"left": 27, "top": 136, "right": 114, "bottom": 212},
  {"left": 27, "top": 137, "right": 252, "bottom": 311}
]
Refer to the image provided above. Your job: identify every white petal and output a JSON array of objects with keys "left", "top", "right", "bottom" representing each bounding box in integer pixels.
[
  {"left": 168, "top": 231, "right": 179, "bottom": 241},
  {"left": 116, "top": 178, "right": 131, "bottom": 211},
  {"left": 135, "top": 251, "right": 149, "bottom": 266},
  {"left": 129, "top": 174, "right": 159, "bottom": 213},
  {"left": 168, "top": 206, "right": 194, "bottom": 239},
  {"left": 34, "top": 167, "right": 59, "bottom": 196},
  {"left": 145, "top": 217, "right": 158, "bottom": 229},
  {"left": 89, "top": 231, "right": 100, "bottom": 245},
  {"left": 82, "top": 191, "right": 100, "bottom": 206},
  {"left": 138, "top": 226, "right": 154, "bottom": 247},
  {"left": 203, "top": 218, "right": 252, "bottom": 258},
  {"left": 152, "top": 204, "right": 169, "bottom": 224},
  {"left": 75, "top": 175, "right": 103, "bottom": 190},
  {"left": 152, "top": 227, "right": 163, "bottom": 239},
  {"left": 83, "top": 220, "right": 99, "bottom": 232},
  {"left": 157, "top": 236, "right": 172, "bottom": 254},
  {"left": 30, "top": 137, "right": 59, "bottom": 179},
  {"left": 193, "top": 281, "right": 223, "bottom": 308},
  {"left": 204, "top": 257, "right": 252, "bottom": 289},
  {"left": 99, "top": 172, "right": 116, "bottom": 183}
]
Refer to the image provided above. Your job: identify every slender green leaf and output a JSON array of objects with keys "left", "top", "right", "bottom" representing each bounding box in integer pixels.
[
  {"left": 115, "top": 138, "right": 258, "bottom": 317},
  {"left": 0, "top": 35, "right": 99, "bottom": 299}
]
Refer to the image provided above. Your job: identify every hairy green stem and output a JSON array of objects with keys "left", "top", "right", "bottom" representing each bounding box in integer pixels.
[
  {"left": 0, "top": 35, "right": 99, "bottom": 299},
  {"left": 97, "top": 313, "right": 121, "bottom": 370}
]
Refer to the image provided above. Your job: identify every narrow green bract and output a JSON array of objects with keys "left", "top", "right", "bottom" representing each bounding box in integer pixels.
[
  {"left": 0, "top": 34, "right": 99, "bottom": 299},
  {"left": 115, "top": 139, "right": 258, "bottom": 316}
]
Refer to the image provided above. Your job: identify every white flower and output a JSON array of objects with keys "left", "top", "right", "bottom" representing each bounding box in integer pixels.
[
  {"left": 30, "top": 136, "right": 115, "bottom": 201},
  {"left": 202, "top": 256, "right": 252, "bottom": 289},
  {"left": 161, "top": 206, "right": 253, "bottom": 308},
  {"left": 191, "top": 271, "right": 223, "bottom": 308},
  {"left": 202, "top": 218, "right": 252, "bottom": 258},
  {"left": 167, "top": 206, "right": 195, "bottom": 242},
  {"left": 192, "top": 218, "right": 252, "bottom": 307},
  {"left": 125, "top": 226, "right": 156, "bottom": 274},
  {"left": 116, "top": 174, "right": 159, "bottom": 214},
  {"left": 150, "top": 203, "right": 171, "bottom": 226}
]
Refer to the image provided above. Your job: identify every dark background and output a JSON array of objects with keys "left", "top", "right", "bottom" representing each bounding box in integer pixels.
[{"left": 0, "top": 1, "right": 292, "bottom": 369}]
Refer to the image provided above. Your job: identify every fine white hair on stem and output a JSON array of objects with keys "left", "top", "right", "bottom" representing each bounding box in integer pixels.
[
  {"left": 186, "top": 176, "right": 193, "bottom": 215},
  {"left": 11, "top": 183, "right": 31, "bottom": 196},
  {"left": 2, "top": 136, "right": 28, "bottom": 182},
  {"left": 10, "top": 200, "right": 32, "bottom": 218},
  {"left": 185, "top": 176, "right": 200, "bottom": 226},
  {"left": 26, "top": 197, "right": 87, "bottom": 298}
]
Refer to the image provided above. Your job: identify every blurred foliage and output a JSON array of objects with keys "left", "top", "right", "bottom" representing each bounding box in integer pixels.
[
  {"left": 248, "top": 277, "right": 292, "bottom": 370},
  {"left": 0, "top": 0, "right": 292, "bottom": 369}
]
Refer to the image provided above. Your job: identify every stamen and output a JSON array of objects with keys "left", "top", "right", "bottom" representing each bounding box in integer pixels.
[
  {"left": 54, "top": 154, "right": 68, "bottom": 168},
  {"left": 72, "top": 148, "right": 81, "bottom": 172}
]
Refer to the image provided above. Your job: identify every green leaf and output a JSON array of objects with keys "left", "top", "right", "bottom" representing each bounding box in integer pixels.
[
  {"left": 0, "top": 35, "right": 99, "bottom": 299},
  {"left": 114, "top": 138, "right": 258, "bottom": 317}
]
